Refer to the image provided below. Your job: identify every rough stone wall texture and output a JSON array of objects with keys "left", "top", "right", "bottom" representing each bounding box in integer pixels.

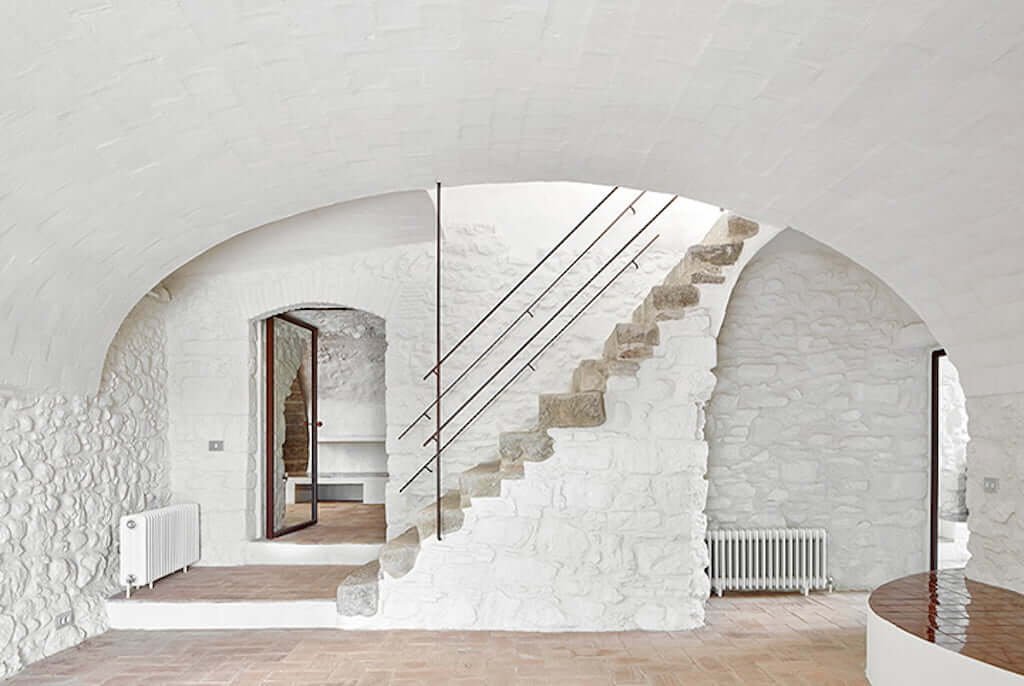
[
  {"left": 0, "top": 300, "right": 168, "bottom": 678},
  {"left": 297, "top": 309, "right": 386, "bottom": 440},
  {"left": 343, "top": 310, "right": 718, "bottom": 631},
  {"left": 282, "top": 376, "right": 309, "bottom": 476},
  {"left": 269, "top": 320, "right": 307, "bottom": 529},
  {"left": 964, "top": 393, "right": 1024, "bottom": 594},
  {"left": 939, "top": 356, "right": 970, "bottom": 522},
  {"left": 705, "top": 230, "right": 936, "bottom": 590},
  {"left": 161, "top": 186, "right": 725, "bottom": 561}
]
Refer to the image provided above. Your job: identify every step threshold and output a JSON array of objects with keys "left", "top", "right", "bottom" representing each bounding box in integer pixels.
[{"left": 106, "top": 598, "right": 339, "bottom": 630}]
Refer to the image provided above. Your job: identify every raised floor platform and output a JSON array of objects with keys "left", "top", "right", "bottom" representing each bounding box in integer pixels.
[
  {"left": 106, "top": 566, "right": 354, "bottom": 629},
  {"left": 867, "top": 570, "right": 1024, "bottom": 685}
]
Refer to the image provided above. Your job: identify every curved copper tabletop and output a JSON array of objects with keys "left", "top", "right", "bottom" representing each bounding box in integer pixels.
[{"left": 869, "top": 570, "right": 1024, "bottom": 676}]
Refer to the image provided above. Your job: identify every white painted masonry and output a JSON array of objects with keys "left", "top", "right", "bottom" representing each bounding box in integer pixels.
[
  {"left": 163, "top": 190, "right": 433, "bottom": 560},
  {"left": 939, "top": 356, "right": 970, "bottom": 523},
  {"left": 4, "top": 1, "right": 1024, "bottom": 600},
  {"left": 0, "top": 301, "right": 169, "bottom": 678},
  {"left": 300, "top": 310, "right": 387, "bottom": 445},
  {"left": 160, "top": 184, "right": 725, "bottom": 563},
  {"left": 294, "top": 309, "right": 388, "bottom": 478},
  {"left": 706, "top": 230, "right": 936, "bottom": 590},
  {"left": 964, "top": 394, "right": 1024, "bottom": 594},
  {"left": 350, "top": 310, "right": 720, "bottom": 631}
]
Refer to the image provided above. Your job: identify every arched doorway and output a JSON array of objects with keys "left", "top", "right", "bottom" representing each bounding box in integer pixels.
[{"left": 262, "top": 307, "right": 388, "bottom": 545}]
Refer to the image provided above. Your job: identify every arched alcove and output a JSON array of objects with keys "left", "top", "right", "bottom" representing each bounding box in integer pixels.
[{"left": 706, "top": 229, "right": 973, "bottom": 589}]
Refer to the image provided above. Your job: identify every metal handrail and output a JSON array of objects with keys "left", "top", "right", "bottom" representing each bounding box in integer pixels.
[
  {"left": 421, "top": 186, "right": 619, "bottom": 382},
  {"left": 396, "top": 189, "right": 646, "bottom": 440},
  {"left": 398, "top": 233, "right": 661, "bottom": 493},
  {"left": 418, "top": 195, "right": 677, "bottom": 448}
]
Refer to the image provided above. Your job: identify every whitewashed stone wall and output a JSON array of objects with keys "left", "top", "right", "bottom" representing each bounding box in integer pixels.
[
  {"left": 343, "top": 310, "right": 718, "bottom": 631},
  {"left": 270, "top": 320, "right": 307, "bottom": 529},
  {"left": 299, "top": 309, "right": 386, "bottom": 440},
  {"left": 939, "top": 356, "right": 970, "bottom": 522},
  {"left": 161, "top": 185, "right": 723, "bottom": 562},
  {"left": 964, "top": 393, "right": 1024, "bottom": 594},
  {"left": 0, "top": 300, "right": 168, "bottom": 677},
  {"left": 705, "top": 230, "right": 935, "bottom": 590}
]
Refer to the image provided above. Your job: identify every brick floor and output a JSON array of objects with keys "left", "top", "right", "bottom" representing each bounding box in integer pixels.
[
  {"left": 111, "top": 566, "right": 355, "bottom": 602},
  {"left": 10, "top": 592, "right": 868, "bottom": 685},
  {"left": 277, "top": 503, "right": 386, "bottom": 545}
]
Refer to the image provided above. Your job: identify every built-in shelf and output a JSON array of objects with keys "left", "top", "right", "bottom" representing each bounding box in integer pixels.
[{"left": 317, "top": 434, "right": 385, "bottom": 444}]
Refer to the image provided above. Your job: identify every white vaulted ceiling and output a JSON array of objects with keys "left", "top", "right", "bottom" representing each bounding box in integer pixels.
[{"left": 2, "top": 1, "right": 1024, "bottom": 394}]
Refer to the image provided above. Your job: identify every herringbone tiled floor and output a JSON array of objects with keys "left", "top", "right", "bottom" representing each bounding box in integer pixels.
[{"left": 9, "top": 592, "right": 868, "bottom": 685}]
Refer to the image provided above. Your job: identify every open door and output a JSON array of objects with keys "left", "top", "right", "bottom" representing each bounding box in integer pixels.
[{"left": 265, "top": 313, "right": 318, "bottom": 539}]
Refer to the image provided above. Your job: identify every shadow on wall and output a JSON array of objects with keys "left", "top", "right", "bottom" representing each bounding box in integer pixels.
[{"left": 705, "top": 229, "right": 937, "bottom": 590}]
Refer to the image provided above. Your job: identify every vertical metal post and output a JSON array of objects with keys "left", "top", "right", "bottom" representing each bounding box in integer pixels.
[
  {"left": 435, "top": 181, "right": 443, "bottom": 540},
  {"left": 930, "top": 348, "right": 945, "bottom": 570}
]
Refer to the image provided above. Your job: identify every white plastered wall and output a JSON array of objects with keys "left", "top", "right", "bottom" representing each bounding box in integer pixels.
[{"left": 706, "top": 230, "right": 937, "bottom": 589}]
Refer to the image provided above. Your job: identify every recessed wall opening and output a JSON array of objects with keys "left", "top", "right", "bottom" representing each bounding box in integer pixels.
[
  {"left": 262, "top": 307, "right": 387, "bottom": 545},
  {"left": 932, "top": 349, "right": 971, "bottom": 570},
  {"left": 705, "top": 229, "right": 939, "bottom": 590}
]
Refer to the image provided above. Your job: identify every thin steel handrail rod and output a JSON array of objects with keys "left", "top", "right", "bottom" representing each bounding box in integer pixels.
[
  {"left": 420, "top": 185, "right": 619, "bottom": 382},
  {"left": 398, "top": 234, "right": 660, "bottom": 493},
  {"left": 419, "top": 195, "right": 677, "bottom": 448},
  {"left": 396, "top": 189, "right": 646, "bottom": 441},
  {"left": 434, "top": 180, "right": 443, "bottom": 539}
]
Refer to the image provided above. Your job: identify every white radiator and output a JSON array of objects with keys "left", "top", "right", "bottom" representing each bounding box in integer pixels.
[
  {"left": 707, "top": 528, "right": 832, "bottom": 596},
  {"left": 119, "top": 504, "right": 200, "bottom": 598}
]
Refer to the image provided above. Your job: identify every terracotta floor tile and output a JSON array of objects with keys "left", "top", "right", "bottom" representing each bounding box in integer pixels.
[
  {"left": 276, "top": 503, "right": 386, "bottom": 544},
  {"left": 10, "top": 593, "right": 874, "bottom": 685},
  {"left": 110, "top": 565, "right": 356, "bottom": 602}
]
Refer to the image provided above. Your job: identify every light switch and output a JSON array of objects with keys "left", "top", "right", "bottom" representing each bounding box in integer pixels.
[
  {"left": 208, "top": 440, "right": 224, "bottom": 452},
  {"left": 983, "top": 477, "right": 999, "bottom": 494}
]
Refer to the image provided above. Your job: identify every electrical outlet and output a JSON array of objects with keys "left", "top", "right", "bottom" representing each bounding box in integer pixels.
[
  {"left": 54, "top": 611, "right": 73, "bottom": 628},
  {"left": 208, "top": 440, "right": 224, "bottom": 452},
  {"left": 983, "top": 477, "right": 1000, "bottom": 494}
]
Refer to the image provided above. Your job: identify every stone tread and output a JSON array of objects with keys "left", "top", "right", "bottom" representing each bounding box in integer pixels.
[
  {"left": 336, "top": 560, "right": 381, "bottom": 616},
  {"left": 379, "top": 528, "right": 420, "bottom": 579},
  {"left": 538, "top": 390, "right": 606, "bottom": 428},
  {"left": 415, "top": 490, "right": 465, "bottom": 540}
]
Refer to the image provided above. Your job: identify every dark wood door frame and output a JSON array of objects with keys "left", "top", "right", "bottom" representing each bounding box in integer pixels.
[
  {"left": 929, "top": 348, "right": 947, "bottom": 570},
  {"left": 265, "top": 313, "right": 319, "bottom": 539}
]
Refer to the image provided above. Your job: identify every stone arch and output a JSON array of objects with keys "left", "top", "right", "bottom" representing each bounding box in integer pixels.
[{"left": 705, "top": 228, "right": 959, "bottom": 589}]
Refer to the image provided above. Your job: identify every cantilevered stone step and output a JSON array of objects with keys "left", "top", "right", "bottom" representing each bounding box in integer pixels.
[
  {"left": 689, "top": 270, "right": 727, "bottom": 285},
  {"left": 379, "top": 528, "right": 420, "bottom": 579},
  {"left": 664, "top": 251, "right": 726, "bottom": 286},
  {"left": 337, "top": 560, "right": 380, "bottom": 617},
  {"left": 572, "top": 359, "right": 643, "bottom": 393},
  {"left": 603, "top": 322, "right": 659, "bottom": 360},
  {"left": 460, "top": 460, "right": 505, "bottom": 499},
  {"left": 727, "top": 215, "right": 759, "bottom": 241},
  {"left": 687, "top": 242, "right": 743, "bottom": 266},
  {"left": 498, "top": 429, "right": 553, "bottom": 468},
  {"left": 538, "top": 391, "right": 605, "bottom": 428},
  {"left": 572, "top": 359, "right": 608, "bottom": 393},
  {"left": 633, "top": 284, "right": 700, "bottom": 324},
  {"left": 415, "top": 490, "right": 465, "bottom": 540}
]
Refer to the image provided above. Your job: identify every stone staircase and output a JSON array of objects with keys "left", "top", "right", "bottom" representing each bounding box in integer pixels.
[{"left": 337, "top": 214, "right": 761, "bottom": 618}]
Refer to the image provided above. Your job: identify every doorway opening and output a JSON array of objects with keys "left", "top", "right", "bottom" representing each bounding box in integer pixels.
[
  {"left": 930, "top": 349, "right": 971, "bottom": 570},
  {"left": 263, "top": 307, "right": 387, "bottom": 545}
]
